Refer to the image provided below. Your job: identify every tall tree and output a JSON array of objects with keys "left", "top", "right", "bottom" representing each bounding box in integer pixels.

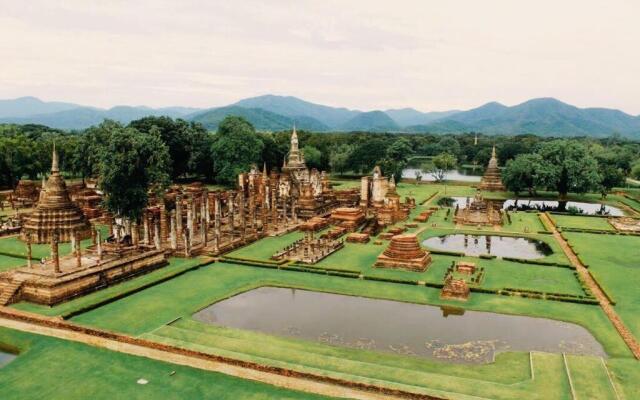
[
  {"left": 210, "top": 116, "right": 264, "bottom": 185},
  {"left": 537, "top": 140, "right": 601, "bottom": 199},
  {"left": 502, "top": 153, "right": 546, "bottom": 196},
  {"left": 98, "top": 123, "right": 170, "bottom": 221}
]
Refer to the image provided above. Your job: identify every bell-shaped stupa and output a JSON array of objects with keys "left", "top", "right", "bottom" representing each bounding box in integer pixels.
[{"left": 20, "top": 144, "right": 92, "bottom": 244}]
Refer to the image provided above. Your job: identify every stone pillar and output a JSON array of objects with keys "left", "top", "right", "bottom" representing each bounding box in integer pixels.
[
  {"left": 200, "top": 199, "right": 207, "bottom": 244},
  {"left": 75, "top": 231, "right": 82, "bottom": 269},
  {"left": 204, "top": 189, "right": 210, "bottom": 225},
  {"left": 132, "top": 221, "right": 139, "bottom": 248},
  {"left": 26, "top": 233, "right": 33, "bottom": 269},
  {"left": 214, "top": 195, "right": 221, "bottom": 252},
  {"left": 154, "top": 220, "right": 161, "bottom": 250},
  {"left": 282, "top": 196, "right": 288, "bottom": 227},
  {"left": 175, "top": 194, "right": 183, "bottom": 235},
  {"left": 170, "top": 210, "right": 177, "bottom": 250},
  {"left": 91, "top": 226, "right": 97, "bottom": 246},
  {"left": 228, "top": 192, "right": 235, "bottom": 229},
  {"left": 51, "top": 232, "right": 60, "bottom": 274},
  {"left": 96, "top": 229, "right": 102, "bottom": 263},
  {"left": 143, "top": 212, "right": 150, "bottom": 244},
  {"left": 71, "top": 233, "right": 77, "bottom": 255},
  {"left": 187, "top": 198, "right": 194, "bottom": 245},
  {"left": 160, "top": 202, "right": 168, "bottom": 240},
  {"left": 183, "top": 229, "right": 191, "bottom": 257}
]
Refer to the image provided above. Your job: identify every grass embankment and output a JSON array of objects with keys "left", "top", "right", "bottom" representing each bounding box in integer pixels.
[
  {"left": 0, "top": 328, "right": 330, "bottom": 400},
  {"left": 550, "top": 214, "right": 616, "bottom": 232},
  {"left": 563, "top": 232, "right": 640, "bottom": 339}
]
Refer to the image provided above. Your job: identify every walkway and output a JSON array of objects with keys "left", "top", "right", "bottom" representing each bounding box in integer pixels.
[
  {"left": 540, "top": 213, "right": 640, "bottom": 359},
  {"left": 0, "top": 307, "right": 440, "bottom": 400}
]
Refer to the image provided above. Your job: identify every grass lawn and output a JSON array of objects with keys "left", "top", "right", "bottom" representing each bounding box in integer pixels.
[
  {"left": 67, "top": 262, "right": 628, "bottom": 399},
  {"left": 0, "top": 328, "right": 331, "bottom": 400},
  {"left": 551, "top": 214, "right": 616, "bottom": 231},
  {"left": 0, "top": 225, "right": 109, "bottom": 271},
  {"left": 563, "top": 232, "right": 640, "bottom": 339},
  {"left": 11, "top": 257, "right": 210, "bottom": 318}
]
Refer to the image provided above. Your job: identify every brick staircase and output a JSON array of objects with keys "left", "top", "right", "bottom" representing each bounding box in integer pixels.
[{"left": 0, "top": 278, "right": 24, "bottom": 306}]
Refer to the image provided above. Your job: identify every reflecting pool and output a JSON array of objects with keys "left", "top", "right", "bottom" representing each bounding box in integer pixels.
[
  {"left": 193, "top": 287, "right": 605, "bottom": 363},
  {"left": 451, "top": 197, "right": 623, "bottom": 216},
  {"left": 422, "top": 234, "right": 552, "bottom": 259}
]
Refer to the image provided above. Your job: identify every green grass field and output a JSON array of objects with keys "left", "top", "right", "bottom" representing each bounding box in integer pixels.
[{"left": 0, "top": 328, "right": 332, "bottom": 400}]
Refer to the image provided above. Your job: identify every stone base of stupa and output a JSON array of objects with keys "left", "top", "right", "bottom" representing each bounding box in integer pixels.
[{"left": 0, "top": 247, "right": 167, "bottom": 306}]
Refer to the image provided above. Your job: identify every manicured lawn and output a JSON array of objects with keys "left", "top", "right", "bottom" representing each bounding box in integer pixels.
[
  {"left": 0, "top": 328, "right": 330, "bottom": 400},
  {"left": 563, "top": 232, "right": 640, "bottom": 339},
  {"left": 551, "top": 214, "right": 616, "bottom": 231},
  {"left": 228, "top": 231, "right": 303, "bottom": 262},
  {"left": 68, "top": 262, "right": 627, "bottom": 399},
  {"left": 12, "top": 257, "right": 211, "bottom": 317},
  {"left": 0, "top": 225, "right": 109, "bottom": 271}
]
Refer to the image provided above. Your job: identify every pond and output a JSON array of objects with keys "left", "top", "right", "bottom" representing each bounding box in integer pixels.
[
  {"left": 402, "top": 167, "right": 482, "bottom": 182},
  {"left": 193, "top": 287, "right": 605, "bottom": 363},
  {"left": 422, "top": 234, "right": 552, "bottom": 259},
  {"left": 451, "top": 197, "right": 623, "bottom": 216}
]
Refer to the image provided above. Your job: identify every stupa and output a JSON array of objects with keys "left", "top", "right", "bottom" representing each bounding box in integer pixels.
[
  {"left": 20, "top": 145, "right": 92, "bottom": 244},
  {"left": 375, "top": 234, "right": 431, "bottom": 272},
  {"left": 478, "top": 146, "right": 505, "bottom": 191}
]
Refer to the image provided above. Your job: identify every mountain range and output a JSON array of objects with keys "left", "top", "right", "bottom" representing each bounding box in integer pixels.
[{"left": 1, "top": 95, "right": 639, "bottom": 137}]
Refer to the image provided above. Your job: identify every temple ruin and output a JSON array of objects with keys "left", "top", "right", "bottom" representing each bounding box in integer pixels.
[
  {"left": 375, "top": 234, "right": 431, "bottom": 272},
  {"left": 478, "top": 146, "right": 505, "bottom": 191},
  {"left": 454, "top": 190, "right": 503, "bottom": 226},
  {"left": 20, "top": 145, "right": 92, "bottom": 244}
]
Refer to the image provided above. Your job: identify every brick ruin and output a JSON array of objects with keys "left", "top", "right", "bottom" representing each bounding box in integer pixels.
[
  {"left": 375, "top": 234, "right": 432, "bottom": 272},
  {"left": 478, "top": 146, "right": 505, "bottom": 191}
]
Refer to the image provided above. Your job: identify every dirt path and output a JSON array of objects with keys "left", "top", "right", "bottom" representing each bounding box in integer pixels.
[
  {"left": 540, "top": 213, "right": 640, "bottom": 359},
  {"left": 0, "top": 308, "right": 440, "bottom": 400}
]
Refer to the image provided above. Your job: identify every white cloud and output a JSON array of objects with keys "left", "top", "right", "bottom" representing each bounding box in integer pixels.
[{"left": 0, "top": 0, "right": 638, "bottom": 114}]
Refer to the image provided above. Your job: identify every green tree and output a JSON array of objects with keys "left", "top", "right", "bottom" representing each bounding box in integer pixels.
[
  {"left": 428, "top": 152, "right": 457, "bottom": 182},
  {"left": 347, "top": 138, "right": 387, "bottom": 173},
  {"left": 329, "top": 144, "right": 353, "bottom": 174},
  {"left": 211, "top": 116, "right": 264, "bottom": 185},
  {"left": 129, "top": 116, "right": 210, "bottom": 179},
  {"left": 302, "top": 145, "right": 322, "bottom": 170},
  {"left": 502, "top": 153, "right": 545, "bottom": 196},
  {"left": 98, "top": 123, "right": 170, "bottom": 221},
  {"left": 537, "top": 140, "right": 601, "bottom": 200}
]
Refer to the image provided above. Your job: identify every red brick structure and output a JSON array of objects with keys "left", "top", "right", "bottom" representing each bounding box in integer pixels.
[{"left": 375, "top": 234, "right": 431, "bottom": 272}]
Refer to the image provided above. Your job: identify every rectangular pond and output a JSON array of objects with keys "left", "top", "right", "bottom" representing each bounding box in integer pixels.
[{"left": 193, "top": 287, "right": 605, "bottom": 363}]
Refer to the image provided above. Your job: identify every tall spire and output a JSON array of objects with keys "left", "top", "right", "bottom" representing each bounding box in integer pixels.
[
  {"left": 290, "top": 124, "right": 299, "bottom": 152},
  {"left": 51, "top": 142, "right": 59, "bottom": 173}
]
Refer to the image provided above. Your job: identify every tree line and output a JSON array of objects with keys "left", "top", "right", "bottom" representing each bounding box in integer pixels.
[{"left": 2, "top": 116, "right": 640, "bottom": 203}]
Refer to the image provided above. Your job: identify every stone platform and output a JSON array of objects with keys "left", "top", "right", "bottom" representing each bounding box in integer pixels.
[
  {"left": 375, "top": 234, "right": 431, "bottom": 272},
  {"left": 0, "top": 247, "right": 167, "bottom": 306}
]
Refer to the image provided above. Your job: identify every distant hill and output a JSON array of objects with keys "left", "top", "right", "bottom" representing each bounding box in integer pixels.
[
  {"left": 2, "top": 95, "right": 639, "bottom": 137},
  {"left": 233, "top": 94, "right": 360, "bottom": 127},
  {"left": 0, "top": 100, "right": 201, "bottom": 130},
  {"left": 188, "top": 106, "right": 329, "bottom": 131},
  {"left": 415, "top": 98, "right": 640, "bottom": 137},
  {"left": 340, "top": 110, "right": 400, "bottom": 132},
  {"left": 0, "top": 96, "right": 81, "bottom": 118},
  {"left": 384, "top": 108, "right": 460, "bottom": 126}
]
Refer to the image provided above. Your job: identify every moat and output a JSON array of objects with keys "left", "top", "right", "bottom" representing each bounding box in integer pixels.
[
  {"left": 193, "top": 287, "right": 605, "bottom": 363},
  {"left": 422, "top": 234, "right": 553, "bottom": 259}
]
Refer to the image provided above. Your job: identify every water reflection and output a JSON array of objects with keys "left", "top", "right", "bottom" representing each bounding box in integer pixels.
[
  {"left": 193, "top": 287, "right": 605, "bottom": 363},
  {"left": 402, "top": 168, "right": 482, "bottom": 182},
  {"left": 422, "top": 234, "right": 552, "bottom": 259},
  {"left": 451, "top": 197, "right": 623, "bottom": 216}
]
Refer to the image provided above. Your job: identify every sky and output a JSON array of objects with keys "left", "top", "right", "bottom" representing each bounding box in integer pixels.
[{"left": 1, "top": 0, "right": 639, "bottom": 114}]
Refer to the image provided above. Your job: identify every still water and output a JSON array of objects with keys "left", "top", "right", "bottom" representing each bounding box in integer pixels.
[
  {"left": 451, "top": 197, "right": 623, "bottom": 216},
  {"left": 193, "top": 287, "right": 605, "bottom": 363},
  {"left": 402, "top": 168, "right": 482, "bottom": 182},
  {"left": 422, "top": 234, "right": 553, "bottom": 259}
]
